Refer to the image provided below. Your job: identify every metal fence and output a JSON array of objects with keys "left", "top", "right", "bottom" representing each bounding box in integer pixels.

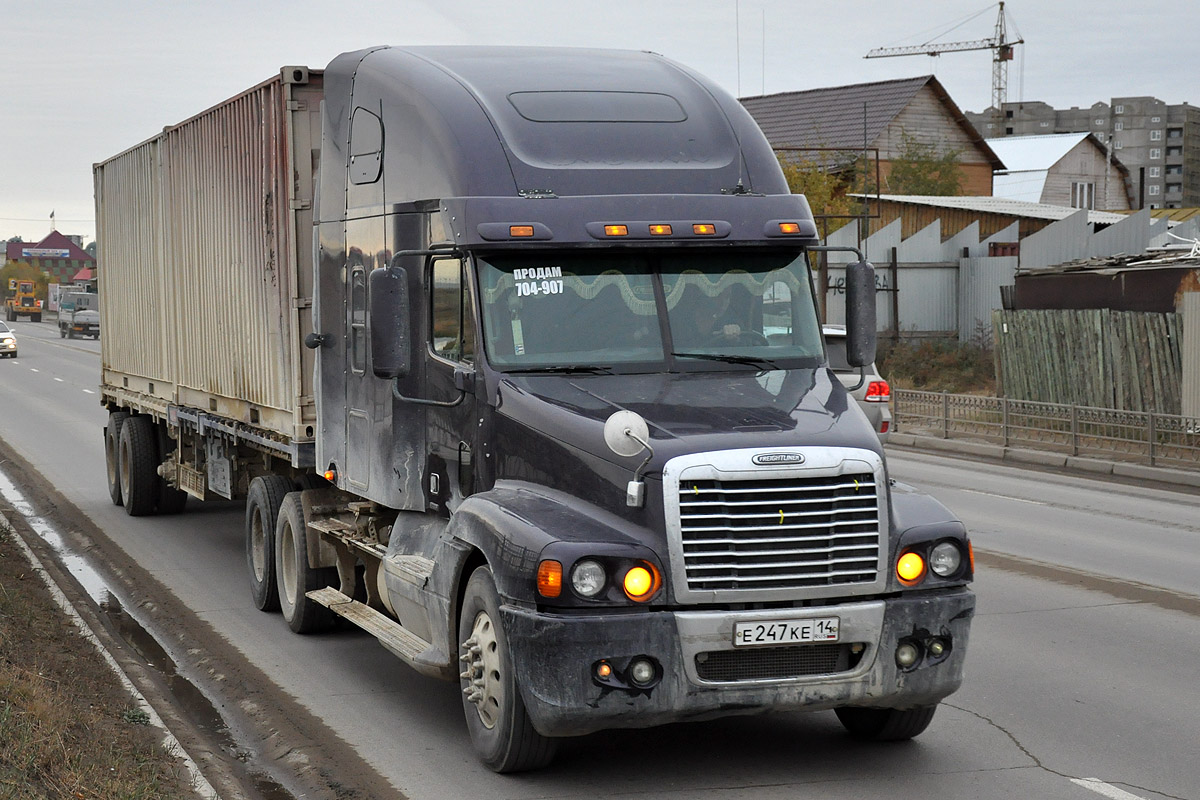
[{"left": 894, "top": 389, "right": 1200, "bottom": 471}]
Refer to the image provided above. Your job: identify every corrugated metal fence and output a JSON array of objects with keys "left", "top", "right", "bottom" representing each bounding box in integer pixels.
[{"left": 992, "top": 309, "right": 1182, "bottom": 414}]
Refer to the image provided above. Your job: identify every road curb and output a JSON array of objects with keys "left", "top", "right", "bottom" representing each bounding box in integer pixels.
[
  {"left": 0, "top": 507, "right": 220, "bottom": 800},
  {"left": 889, "top": 433, "right": 1200, "bottom": 490}
]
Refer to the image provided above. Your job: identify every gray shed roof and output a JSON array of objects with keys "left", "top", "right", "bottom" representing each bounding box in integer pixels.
[{"left": 740, "top": 75, "right": 1002, "bottom": 169}]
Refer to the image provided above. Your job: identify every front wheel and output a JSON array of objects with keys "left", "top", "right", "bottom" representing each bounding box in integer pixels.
[
  {"left": 458, "top": 566, "right": 557, "bottom": 773},
  {"left": 834, "top": 705, "right": 937, "bottom": 741}
]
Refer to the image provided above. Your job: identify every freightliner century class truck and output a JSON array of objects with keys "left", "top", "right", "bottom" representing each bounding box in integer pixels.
[{"left": 94, "top": 46, "right": 975, "bottom": 772}]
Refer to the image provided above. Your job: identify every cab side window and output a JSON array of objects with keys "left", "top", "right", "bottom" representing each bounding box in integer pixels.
[{"left": 431, "top": 258, "right": 475, "bottom": 364}]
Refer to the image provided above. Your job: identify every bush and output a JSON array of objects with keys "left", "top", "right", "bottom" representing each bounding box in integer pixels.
[{"left": 878, "top": 337, "right": 995, "bottom": 395}]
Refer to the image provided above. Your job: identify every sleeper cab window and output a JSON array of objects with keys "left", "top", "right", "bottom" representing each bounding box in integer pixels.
[{"left": 350, "top": 106, "right": 383, "bottom": 185}]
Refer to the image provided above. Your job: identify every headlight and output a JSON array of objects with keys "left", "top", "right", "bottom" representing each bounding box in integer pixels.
[
  {"left": 570, "top": 559, "right": 607, "bottom": 597},
  {"left": 929, "top": 542, "right": 963, "bottom": 577}
]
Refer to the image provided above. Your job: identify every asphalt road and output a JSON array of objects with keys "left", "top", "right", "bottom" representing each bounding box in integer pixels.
[{"left": 1, "top": 317, "right": 1197, "bottom": 800}]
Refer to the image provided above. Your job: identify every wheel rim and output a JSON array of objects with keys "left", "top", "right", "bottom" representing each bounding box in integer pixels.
[
  {"left": 250, "top": 508, "right": 267, "bottom": 582},
  {"left": 461, "top": 611, "right": 503, "bottom": 729},
  {"left": 118, "top": 436, "right": 131, "bottom": 498},
  {"left": 105, "top": 432, "right": 118, "bottom": 489},
  {"left": 280, "top": 520, "right": 297, "bottom": 607}
]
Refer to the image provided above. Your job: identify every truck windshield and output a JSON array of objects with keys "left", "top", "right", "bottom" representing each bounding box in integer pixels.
[{"left": 476, "top": 250, "right": 823, "bottom": 371}]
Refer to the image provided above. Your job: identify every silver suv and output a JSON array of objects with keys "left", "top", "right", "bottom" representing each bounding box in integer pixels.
[{"left": 823, "top": 325, "right": 891, "bottom": 440}]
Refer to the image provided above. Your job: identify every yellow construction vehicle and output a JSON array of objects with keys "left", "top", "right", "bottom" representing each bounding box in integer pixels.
[{"left": 4, "top": 279, "right": 42, "bottom": 322}]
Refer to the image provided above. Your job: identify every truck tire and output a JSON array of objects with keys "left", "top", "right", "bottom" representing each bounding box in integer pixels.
[
  {"left": 275, "top": 493, "right": 337, "bottom": 633},
  {"left": 118, "top": 416, "right": 159, "bottom": 516},
  {"left": 105, "top": 411, "right": 130, "bottom": 505},
  {"left": 834, "top": 705, "right": 937, "bottom": 741},
  {"left": 458, "top": 566, "right": 557, "bottom": 773},
  {"left": 245, "top": 475, "right": 293, "bottom": 612}
]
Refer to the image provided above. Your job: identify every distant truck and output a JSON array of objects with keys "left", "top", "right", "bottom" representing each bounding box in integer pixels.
[
  {"left": 94, "top": 47, "right": 974, "bottom": 772},
  {"left": 5, "top": 279, "right": 42, "bottom": 322},
  {"left": 58, "top": 291, "right": 100, "bottom": 339}
]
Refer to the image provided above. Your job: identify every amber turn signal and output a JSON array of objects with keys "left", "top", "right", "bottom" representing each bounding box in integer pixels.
[{"left": 537, "top": 560, "right": 563, "bottom": 598}]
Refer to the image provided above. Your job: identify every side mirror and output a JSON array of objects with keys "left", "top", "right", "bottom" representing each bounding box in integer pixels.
[
  {"left": 845, "top": 260, "right": 877, "bottom": 368},
  {"left": 370, "top": 266, "right": 410, "bottom": 378}
]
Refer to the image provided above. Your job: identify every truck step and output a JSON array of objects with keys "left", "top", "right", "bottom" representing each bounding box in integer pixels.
[{"left": 306, "top": 587, "right": 429, "bottom": 662}]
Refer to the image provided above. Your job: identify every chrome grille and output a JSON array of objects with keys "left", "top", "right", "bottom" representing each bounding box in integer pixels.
[{"left": 676, "top": 472, "right": 880, "bottom": 592}]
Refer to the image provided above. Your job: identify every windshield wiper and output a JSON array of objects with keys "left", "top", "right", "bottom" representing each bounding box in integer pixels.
[
  {"left": 505, "top": 364, "right": 615, "bottom": 375},
  {"left": 671, "top": 352, "right": 779, "bottom": 368}
]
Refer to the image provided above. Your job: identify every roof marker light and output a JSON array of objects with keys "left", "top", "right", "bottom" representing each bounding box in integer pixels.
[
  {"left": 693, "top": 224, "right": 716, "bottom": 235},
  {"left": 778, "top": 222, "right": 802, "bottom": 235},
  {"left": 604, "top": 225, "right": 629, "bottom": 237},
  {"left": 649, "top": 224, "right": 672, "bottom": 236},
  {"left": 509, "top": 225, "right": 535, "bottom": 237}
]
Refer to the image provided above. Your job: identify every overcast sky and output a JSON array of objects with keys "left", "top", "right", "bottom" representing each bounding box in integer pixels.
[{"left": 2, "top": 0, "right": 1194, "bottom": 244}]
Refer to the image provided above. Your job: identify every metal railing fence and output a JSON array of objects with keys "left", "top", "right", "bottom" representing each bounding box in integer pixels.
[{"left": 894, "top": 389, "right": 1200, "bottom": 471}]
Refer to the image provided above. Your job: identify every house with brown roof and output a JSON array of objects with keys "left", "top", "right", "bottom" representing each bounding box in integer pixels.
[
  {"left": 740, "top": 75, "right": 1003, "bottom": 195},
  {"left": 4, "top": 230, "right": 95, "bottom": 284}
]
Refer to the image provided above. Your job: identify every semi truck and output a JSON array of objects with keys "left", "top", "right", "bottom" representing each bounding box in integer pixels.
[{"left": 94, "top": 46, "right": 974, "bottom": 773}]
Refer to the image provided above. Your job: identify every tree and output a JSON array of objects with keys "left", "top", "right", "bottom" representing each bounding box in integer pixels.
[
  {"left": 0, "top": 261, "right": 50, "bottom": 302},
  {"left": 776, "top": 151, "right": 863, "bottom": 219},
  {"left": 883, "top": 131, "right": 965, "bottom": 196}
]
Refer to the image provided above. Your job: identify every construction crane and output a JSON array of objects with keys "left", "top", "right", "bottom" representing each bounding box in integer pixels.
[{"left": 865, "top": 3, "right": 1023, "bottom": 125}]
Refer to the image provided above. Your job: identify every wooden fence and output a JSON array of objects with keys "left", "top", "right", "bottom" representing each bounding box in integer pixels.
[{"left": 992, "top": 309, "right": 1182, "bottom": 414}]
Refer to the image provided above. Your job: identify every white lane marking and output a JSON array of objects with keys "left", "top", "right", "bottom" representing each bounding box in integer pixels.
[
  {"left": 1070, "top": 778, "right": 1148, "bottom": 800},
  {"left": 958, "top": 487, "right": 1048, "bottom": 506},
  {"left": 29, "top": 367, "right": 39, "bottom": 372},
  {"left": 83, "top": 389, "right": 95, "bottom": 395},
  {"left": 54, "top": 377, "right": 64, "bottom": 382}
]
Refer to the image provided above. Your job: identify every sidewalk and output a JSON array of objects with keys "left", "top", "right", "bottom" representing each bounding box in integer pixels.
[{"left": 887, "top": 432, "right": 1200, "bottom": 490}]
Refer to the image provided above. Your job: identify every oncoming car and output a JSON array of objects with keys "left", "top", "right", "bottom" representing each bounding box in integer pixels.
[
  {"left": 0, "top": 320, "right": 16, "bottom": 358},
  {"left": 823, "top": 324, "right": 890, "bottom": 440}
]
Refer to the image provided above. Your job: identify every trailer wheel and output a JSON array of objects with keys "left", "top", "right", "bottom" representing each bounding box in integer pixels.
[
  {"left": 105, "top": 411, "right": 130, "bottom": 505},
  {"left": 458, "top": 566, "right": 557, "bottom": 773},
  {"left": 245, "top": 475, "right": 294, "bottom": 612},
  {"left": 275, "top": 493, "right": 336, "bottom": 633},
  {"left": 118, "top": 416, "right": 159, "bottom": 516},
  {"left": 834, "top": 705, "right": 937, "bottom": 741}
]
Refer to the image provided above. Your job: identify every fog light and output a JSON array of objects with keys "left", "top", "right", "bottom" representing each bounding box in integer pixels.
[
  {"left": 896, "top": 552, "right": 926, "bottom": 585},
  {"left": 629, "top": 658, "right": 657, "bottom": 687},
  {"left": 896, "top": 642, "right": 920, "bottom": 669},
  {"left": 929, "top": 542, "right": 962, "bottom": 577},
  {"left": 595, "top": 661, "right": 613, "bottom": 680},
  {"left": 928, "top": 639, "right": 946, "bottom": 657},
  {"left": 571, "top": 559, "right": 606, "bottom": 597}
]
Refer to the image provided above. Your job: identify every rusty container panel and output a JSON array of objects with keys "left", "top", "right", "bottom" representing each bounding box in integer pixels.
[
  {"left": 96, "top": 139, "right": 173, "bottom": 387},
  {"left": 95, "top": 69, "right": 322, "bottom": 445}
]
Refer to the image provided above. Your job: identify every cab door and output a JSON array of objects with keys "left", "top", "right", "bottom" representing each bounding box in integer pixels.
[{"left": 425, "top": 255, "right": 478, "bottom": 514}]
